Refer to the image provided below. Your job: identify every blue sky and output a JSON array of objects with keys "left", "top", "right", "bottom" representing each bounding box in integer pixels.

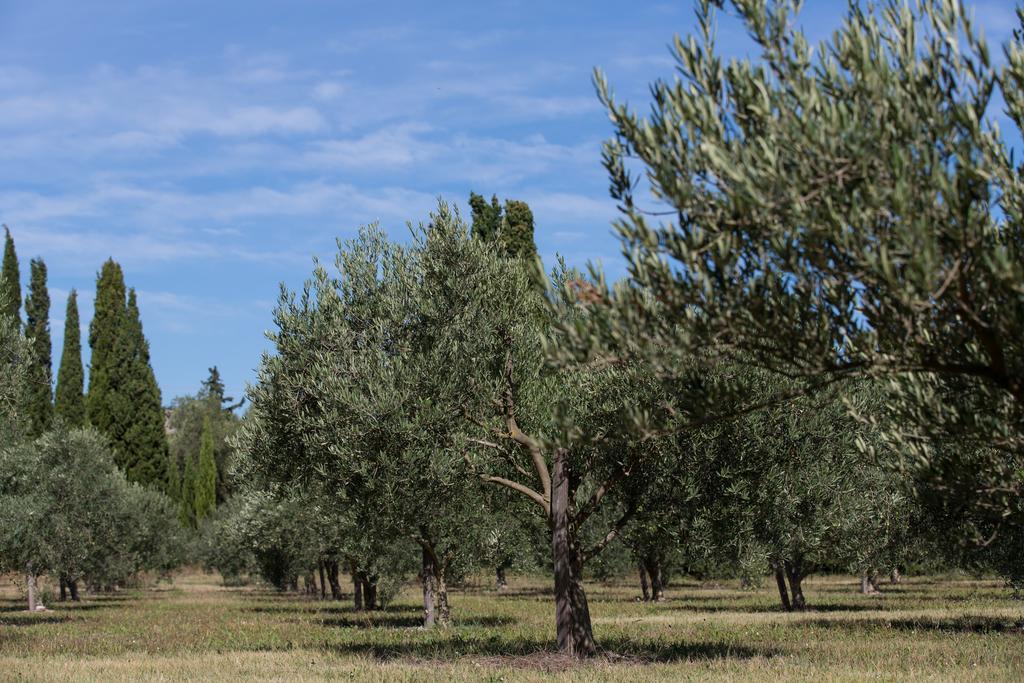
[{"left": 0, "top": 0, "right": 1016, "bottom": 404}]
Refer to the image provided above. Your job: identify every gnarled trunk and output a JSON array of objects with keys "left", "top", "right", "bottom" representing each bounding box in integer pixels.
[
  {"left": 774, "top": 563, "right": 792, "bottom": 612},
  {"left": 639, "top": 562, "right": 650, "bottom": 602},
  {"left": 422, "top": 547, "right": 437, "bottom": 628},
  {"left": 69, "top": 579, "right": 80, "bottom": 602},
  {"left": 890, "top": 567, "right": 901, "bottom": 584},
  {"left": 363, "top": 573, "right": 378, "bottom": 610},
  {"left": 436, "top": 570, "right": 451, "bottom": 627},
  {"left": 644, "top": 559, "right": 665, "bottom": 601},
  {"left": 496, "top": 564, "right": 508, "bottom": 591},
  {"left": 326, "top": 560, "right": 342, "bottom": 600},
  {"left": 318, "top": 562, "right": 327, "bottom": 600},
  {"left": 784, "top": 559, "right": 806, "bottom": 611},
  {"left": 551, "top": 448, "right": 596, "bottom": 658},
  {"left": 60, "top": 576, "right": 68, "bottom": 602}
]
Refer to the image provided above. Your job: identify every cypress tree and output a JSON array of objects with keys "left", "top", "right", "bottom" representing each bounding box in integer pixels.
[
  {"left": 469, "top": 192, "right": 502, "bottom": 242},
  {"left": 121, "top": 289, "right": 170, "bottom": 490},
  {"left": 1, "top": 226, "right": 21, "bottom": 328},
  {"left": 87, "top": 259, "right": 127, "bottom": 437},
  {"left": 195, "top": 416, "right": 217, "bottom": 522},
  {"left": 178, "top": 451, "right": 196, "bottom": 528},
  {"left": 55, "top": 290, "right": 85, "bottom": 427},
  {"left": 24, "top": 258, "right": 52, "bottom": 436},
  {"left": 468, "top": 193, "right": 539, "bottom": 261},
  {"left": 87, "top": 261, "right": 170, "bottom": 491},
  {"left": 501, "top": 200, "right": 538, "bottom": 261}
]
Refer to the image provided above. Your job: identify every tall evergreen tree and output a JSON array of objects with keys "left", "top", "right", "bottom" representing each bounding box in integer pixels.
[
  {"left": 195, "top": 416, "right": 217, "bottom": 522},
  {"left": 55, "top": 290, "right": 85, "bottom": 427},
  {"left": 121, "top": 289, "right": 170, "bottom": 490},
  {"left": 24, "top": 258, "right": 52, "bottom": 436},
  {"left": 87, "top": 259, "right": 127, "bottom": 436},
  {"left": 501, "top": 200, "right": 538, "bottom": 261},
  {"left": 0, "top": 226, "right": 21, "bottom": 328},
  {"left": 87, "top": 260, "right": 169, "bottom": 491},
  {"left": 468, "top": 193, "right": 539, "bottom": 261},
  {"left": 469, "top": 192, "right": 502, "bottom": 242}
]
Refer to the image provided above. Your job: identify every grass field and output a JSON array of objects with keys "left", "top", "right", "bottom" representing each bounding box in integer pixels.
[{"left": 1, "top": 570, "right": 1022, "bottom": 681}]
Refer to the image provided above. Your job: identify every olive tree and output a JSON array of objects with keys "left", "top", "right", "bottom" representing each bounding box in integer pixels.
[
  {"left": 238, "top": 212, "right": 505, "bottom": 626},
  {"left": 0, "top": 428, "right": 182, "bottom": 608},
  {"left": 560, "top": 0, "right": 1023, "bottom": 578}
]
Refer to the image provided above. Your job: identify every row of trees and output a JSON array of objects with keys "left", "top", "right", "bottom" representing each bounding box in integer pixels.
[
  {"left": 221, "top": 0, "right": 1024, "bottom": 658},
  {"left": 0, "top": 230, "right": 189, "bottom": 606}
]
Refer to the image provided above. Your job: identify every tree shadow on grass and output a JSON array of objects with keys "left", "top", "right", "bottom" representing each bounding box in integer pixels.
[
  {"left": 315, "top": 634, "right": 775, "bottom": 664},
  {"left": 244, "top": 604, "right": 422, "bottom": 616},
  {"left": 0, "top": 601, "right": 125, "bottom": 614},
  {"left": 318, "top": 615, "right": 517, "bottom": 630},
  {"left": 0, "top": 614, "right": 72, "bottom": 626},
  {"left": 796, "top": 616, "right": 1024, "bottom": 634},
  {"left": 669, "top": 601, "right": 878, "bottom": 614}
]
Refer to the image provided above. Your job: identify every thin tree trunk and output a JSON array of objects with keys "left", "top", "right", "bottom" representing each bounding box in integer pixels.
[
  {"left": 327, "top": 561, "right": 342, "bottom": 600},
  {"left": 60, "top": 576, "right": 68, "bottom": 602},
  {"left": 645, "top": 560, "right": 665, "bottom": 601},
  {"left": 551, "top": 448, "right": 596, "bottom": 658},
  {"left": 69, "top": 579, "right": 80, "bottom": 602},
  {"left": 364, "top": 575, "right": 378, "bottom": 610},
  {"left": 774, "top": 564, "right": 792, "bottom": 612},
  {"left": 639, "top": 562, "right": 650, "bottom": 602},
  {"left": 350, "top": 561, "right": 363, "bottom": 611},
  {"left": 784, "top": 560, "right": 806, "bottom": 611},
  {"left": 26, "top": 573, "right": 38, "bottom": 612},
  {"left": 422, "top": 547, "right": 437, "bottom": 628},
  {"left": 318, "top": 562, "right": 327, "bottom": 600}
]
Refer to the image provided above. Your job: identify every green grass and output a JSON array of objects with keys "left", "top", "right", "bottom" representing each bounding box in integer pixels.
[{"left": 1, "top": 570, "right": 1022, "bottom": 681}]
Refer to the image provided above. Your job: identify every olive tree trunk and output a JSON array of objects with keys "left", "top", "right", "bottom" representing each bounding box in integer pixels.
[
  {"left": 774, "top": 564, "right": 792, "bottom": 612},
  {"left": 422, "top": 547, "right": 437, "bottom": 628},
  {"left": 26, "top": 573, "right": 38, "bottom": 612},
  {"left": 436, "top": 571, "right": 451, "bottom": 627},
  {"left": 639, "top": 562, "right": 650, "bottom": 601},
  {"left": 350, "top": 560, "right": 363, "bottom": 611},
  {"left": 326, "top": 560, "right": 342, "bottom": 600},
  {"left": 784, "top": 560, "right": 807, "bottom": 610},
  {"left": 551, "top": 448, "right": 596, "bottom": 657}
]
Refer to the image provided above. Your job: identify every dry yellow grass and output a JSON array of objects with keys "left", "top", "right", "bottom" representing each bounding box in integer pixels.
[{"left": 0, "top": 570, "right": 1021, "bottom": 681}]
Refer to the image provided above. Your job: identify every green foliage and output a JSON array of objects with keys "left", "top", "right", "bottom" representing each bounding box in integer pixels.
[
  {"left": 87, "top": 261, "right": 170, "bottom": 491},
  {"left": 574, "top": 0, "right": 1024, "bottom": 583},
  {"left": 195, "top": 417, "right": 218, "bottom": 522},
  {"left": 54, "top": 290, "right": 85, "bottom": 428},
  {"left": 0, "top": 226, "right": 20, "bottom": 328},
  {"left": 168, "top": 367, "right": 242, "bottom": 508},
  {"left": 0, "top": 318, "right": 31, "bottom": 444},
  {"left": 0, "top": 427, "right": 182, "bottom": 587},
  {"left": 468, "top": 192, "right": 502, "bottom": 243},
  {"left": 24, "top": 258, "right": 52, "bottom": 437},
  {"left": 87, "top": 259, "right": 126, "bottom": 438},
  {"left": 238, "top": 208, "right": 522, "bottom": 613},
  {"left": 468, "top": 192, "right": 539, "bottom": 261}
]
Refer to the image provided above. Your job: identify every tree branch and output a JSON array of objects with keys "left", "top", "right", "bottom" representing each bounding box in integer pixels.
[
  {"left": 583, "top": 505, "right": 636, "bottom": 563},
  {"left": 479, "top": 474, "right": 550, "bottom": 514},
  {"left": 501, "top": 350, "right": 552, "bottom": 502},
  {"left": 575, "top": 466, "right": 630, "bottom": 530}
]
